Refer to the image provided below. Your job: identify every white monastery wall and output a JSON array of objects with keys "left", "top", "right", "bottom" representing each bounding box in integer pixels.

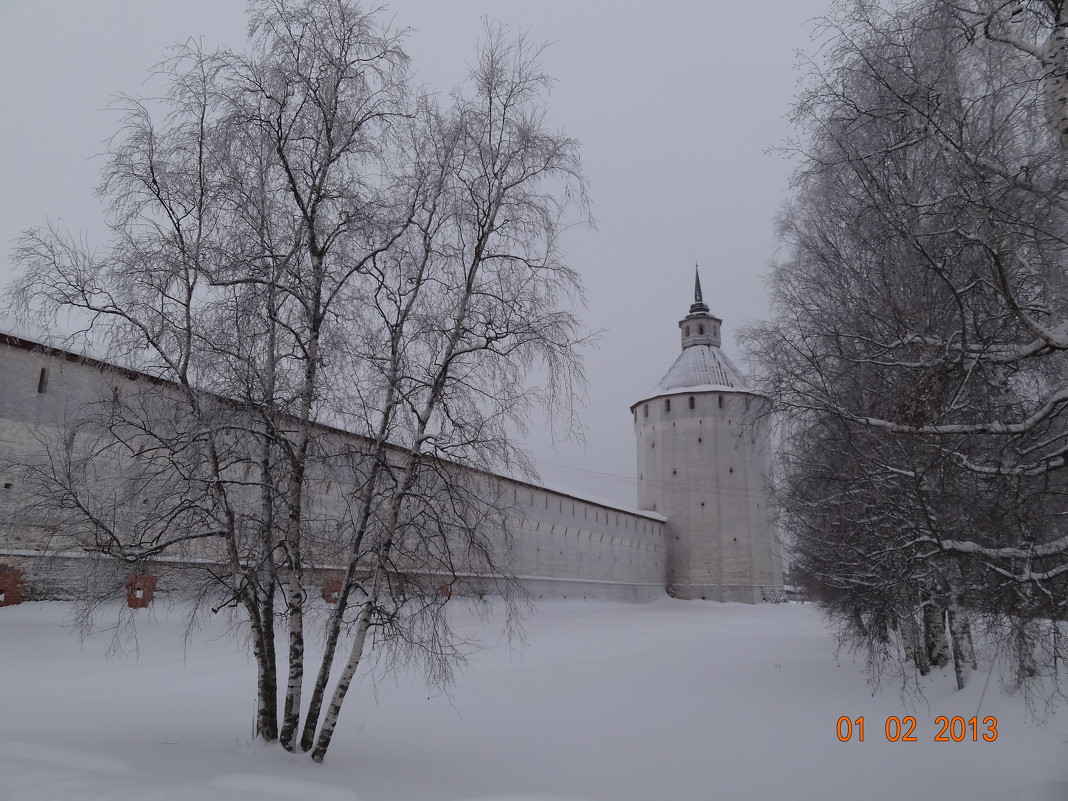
[
  {"left": 0, "top": 334, "right": 666, "bottom": 603},
  {"left": 503, "top": 483, "right": 665, "bottom": 600}
]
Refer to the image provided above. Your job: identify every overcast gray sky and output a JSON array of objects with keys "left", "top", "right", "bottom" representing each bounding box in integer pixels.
[{"left": 0, "top": 0, "right": 829, "bottom": 507}]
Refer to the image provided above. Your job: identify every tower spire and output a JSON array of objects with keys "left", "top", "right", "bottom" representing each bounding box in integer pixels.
[{"left": 690, "top": 263, "right": 709, "bottom": 314}]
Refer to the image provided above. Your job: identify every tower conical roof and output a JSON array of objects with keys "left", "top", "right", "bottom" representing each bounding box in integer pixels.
[
  {"left": 652, "top": 345, "right": 750, "bottom": 394},
  {"left": 634, "top": 269, "right": 754, "bottom": 402}
]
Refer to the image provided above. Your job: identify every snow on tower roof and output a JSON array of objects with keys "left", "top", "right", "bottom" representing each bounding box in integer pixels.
[
  {"left": 651, "top": 342, "right": 752, "bottom": 395},
  {"left": 630, "top": 268, "right": 761, "bottom": 407}
]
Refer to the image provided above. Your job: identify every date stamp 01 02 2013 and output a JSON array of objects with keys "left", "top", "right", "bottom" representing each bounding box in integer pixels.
[{"left": 836, "top": 715, "right": 998, "bottom": 743}]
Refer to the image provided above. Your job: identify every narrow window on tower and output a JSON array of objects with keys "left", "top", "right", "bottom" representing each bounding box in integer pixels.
[
  {"left": 684, "top": 325, "right": 690, "bottom": 336},
  {"left": 718, "top": 395, "right": 723, "bottom": 409},
  {"left": 644, "top": 404, "right": 649, "bottom": 418},
  {"left": 689, "top": 396, "right": 695, "bottom": 410},
  {"left": 699, "top": 325, "right": 704, "bottom": 335},
  {"left": 37, "top": 367, "right": 48, "bottom": 394},
  {"left": 665, "top": 399, "right": 671, "bottom": 412}
]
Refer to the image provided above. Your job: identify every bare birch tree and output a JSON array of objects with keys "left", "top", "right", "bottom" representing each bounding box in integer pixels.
[
  {"left": 6, "top": 0, "right": 588, "bottom": 762},
  {"left": 300, "top": 28, "right": 589, "bottom": 759}
]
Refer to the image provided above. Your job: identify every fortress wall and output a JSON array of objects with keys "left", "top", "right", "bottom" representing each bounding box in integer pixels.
[
  {"left": 0, "top": 337, "right": 120, "bottom": 462},
  {"left": 0, "top": 335, "right": 666, "bottom": 603},
  {"left": 499, "top": 482, "right": 665, "bottom": 601}
]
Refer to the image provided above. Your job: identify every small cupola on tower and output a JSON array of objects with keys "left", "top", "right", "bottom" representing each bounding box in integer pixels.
[{"left": 679, "top": 267, "right": 722, "bottom": 348}]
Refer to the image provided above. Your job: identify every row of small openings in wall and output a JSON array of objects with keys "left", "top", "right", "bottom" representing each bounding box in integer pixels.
[
  {"left": 640, "top": 471, "right": 744, "bottom": 490},
  {"left": 36, "top": 367, "right": 128, "bottom": 400},
  {"left": 683, "top": 322, "right": 719, "bottom": 337},
  {"left": 669, "top": 464, "right": 734, "bottom": 478},
  {"left": 511, "top": 486, "right": 640, "bottom": 529},
  {"left": 537, "top": 546, "right": 634, "bottom": 564},
  {"left": 642, "top": 395, "right": 725, "bottom": 418}
]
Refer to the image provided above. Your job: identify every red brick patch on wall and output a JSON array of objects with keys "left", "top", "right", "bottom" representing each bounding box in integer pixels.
[
  {"left": 322, "top": 576, "right": 343, "bottom": 604},
  {"left": 125, "top": 573, "right": 156, "bottom": 609},
  {"left": 0, "top": 566, "right": 25, "bottom": 606}
]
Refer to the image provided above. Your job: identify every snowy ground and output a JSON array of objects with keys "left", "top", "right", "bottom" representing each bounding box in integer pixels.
[{"left": 1, "top": 599, "right": 1066, "bottom": 801}]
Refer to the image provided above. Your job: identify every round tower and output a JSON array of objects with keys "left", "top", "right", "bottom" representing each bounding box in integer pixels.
[{"left": 630, "top": 270, "right": 782, "bottom": 602}]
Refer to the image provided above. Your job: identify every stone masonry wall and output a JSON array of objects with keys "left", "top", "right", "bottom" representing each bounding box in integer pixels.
[
  {"left": 0, "top": 334, "right": 666, "bottom": 604},
  {"left": 634, "top": 389, "right": 781, "bottom": 602}
]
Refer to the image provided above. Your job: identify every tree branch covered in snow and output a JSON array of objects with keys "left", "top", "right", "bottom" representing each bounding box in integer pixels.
[
  {"left": 4, "top": 0, "right": 589, "bottom": 763},
  {"left": 746, "top": 0, "right": 1068, "bottom": 693}
]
